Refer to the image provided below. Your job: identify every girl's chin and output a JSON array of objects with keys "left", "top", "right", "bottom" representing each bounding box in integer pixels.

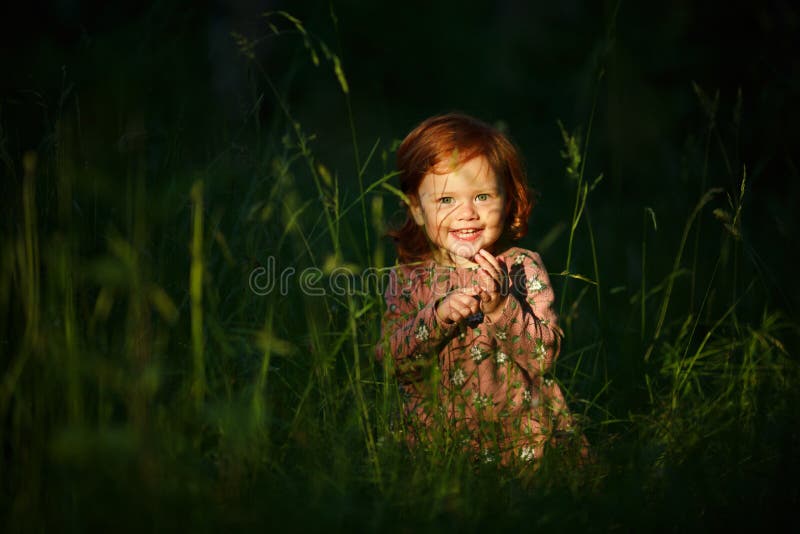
[
  {"left": 442, "top": 244, "right": 481, "bottom": 263},
  {"left": 457, "top": 247, "right": 479, "bottom": 258}
]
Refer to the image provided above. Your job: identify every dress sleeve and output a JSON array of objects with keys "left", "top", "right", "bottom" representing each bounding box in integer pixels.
[
  {"left": 375, "top": 267, "right": 457, "bottom": 379},
  {"left": 482, "top": 250, "right": 564, "bottom": 376}
]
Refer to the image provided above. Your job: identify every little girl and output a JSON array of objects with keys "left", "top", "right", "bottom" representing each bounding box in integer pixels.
[{"left": 376, "top": 113, "right": 580, "bottom": 466}]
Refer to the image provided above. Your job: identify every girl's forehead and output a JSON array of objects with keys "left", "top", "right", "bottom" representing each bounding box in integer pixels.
[{"left": 419, "top": 156, "right": 501, "bottom": 193}]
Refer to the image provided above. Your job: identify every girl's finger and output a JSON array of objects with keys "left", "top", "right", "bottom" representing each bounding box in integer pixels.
[
  {"left": 475, "top": 255, "right": 502, "bottom": 289},
  {"left": 474, "top": 251, "right": 498, "bottom": 278},
  {"left": 476, "top": 288, "right": 490, "bottom": 302},
  {"left": 479, "top": 248, "right": 503, "bottom": 272},
  {"left": 470, "top": 255, "right": 495, "bottom": 284},
  {"left": 453, "top": 294, "right": 478, "bottom": 316},
  {"left": 479, "top": 250, "right": 509, "bottom": 293},
  {"left": 475, "top": 288, "right": 494, "bottom": 305},
  {"left": 448, "top": 300, "right": 465, "bottom": 319},
  {"left": 476, "top": 267, "right": 500, "bottom": 294},
  {"left": 446, "top": 296, "right": 466, "bottom": 315},
  {"left": 462, "top": 295, "right": 481, "bottom": 314},
  {"left": 457, "top": 285, "right": 482, "bottom": 297},
  {"left": 479, "top": 248, "right": 499, "bottom": 265}
]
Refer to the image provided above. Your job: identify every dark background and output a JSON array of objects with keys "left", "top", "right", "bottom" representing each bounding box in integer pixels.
[
  {"left": 2, "top": 0, "right": 797, "bottom": 316},
  {"left": 1, "top": 1, "right": 799, "bottom": 529}
]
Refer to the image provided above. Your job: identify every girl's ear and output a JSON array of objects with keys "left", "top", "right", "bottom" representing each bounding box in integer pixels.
[{"left": 409, "top": 198, "right": 425, "bottom": 226}]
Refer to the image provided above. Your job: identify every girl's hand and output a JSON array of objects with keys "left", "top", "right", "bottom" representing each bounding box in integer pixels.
[
  {"left": 473, "top": 249, "right": 509, "bottom": 315},
  {"left": 435, "top": 287, "right": 482, "bottom": 325}
]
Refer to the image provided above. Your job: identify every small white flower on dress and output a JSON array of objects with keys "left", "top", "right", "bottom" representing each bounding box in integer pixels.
[
  {"left": 415, "top": 323, "right": 430, "bottom": 342},
  {"left": 451, "top": 368, "right": 467, "bottom": 387},
  {"left": 470, "top": 345, "right": 487, "bottom": 362},
  {"left": 514, "top": 254, "right": 527, "bottom": 265},
  {"left": 520, "top": 445, "right": 536, "bottom": 462},
  {"left": 412, "top": 352, "right": 423, "bottom": 360},
  {"left": 527, "top": 276, "right": 546, "bottom": 292},
  {"left": 522, "top": 389, "right": 532, "bottom": 403},
  {"left": 473, "top": 393, "right": 492, "bottom": 410},
  {"left": 481, "top": 448, "right": 496, "bottom": 464},
  {"left": 495, "top": 330, "right": 507, "bottom": 341},
  {"left": 534, "top": 340, "right": 547, "bottom": 361},
  {"left": 544, "top": 377, "right": 554, "bottom": 387},
  {"left": 496, "top": 351, "right": 508, "bottom": 364}
]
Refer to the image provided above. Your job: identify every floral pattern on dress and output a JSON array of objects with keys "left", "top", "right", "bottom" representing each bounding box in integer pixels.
[
  {"left": 375, "top": 246, "right": 576, "bottom": 465},
  {"left": 527, "top": 275, "right": 546, "bottom": 293},
  {"left": 495, "top": 351, "right": 509, "bottom": 364},
  {"left": 470, "top": 345, "right": 489, "bottom": 363},
  {"left": 519, "top": 445, "right": 536, "bottom": 462},
  {"left": 415, "top": 323, "right": 430, "bottom": 342},
  {"left": 451, "top": 368, "right": 467, "bottom": 387}
]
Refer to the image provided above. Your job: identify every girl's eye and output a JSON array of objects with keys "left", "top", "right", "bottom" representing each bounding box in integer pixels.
[
  {"left": 476, "top": 193, "right": 489, "bottom": 201},
  {"left": 438, "top": 197, "right": 454, "bottom": 204}
]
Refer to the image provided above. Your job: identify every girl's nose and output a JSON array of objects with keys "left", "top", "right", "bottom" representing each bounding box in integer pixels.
[{"left": 457, "top": 200, "right": 478, "bottom": 220}]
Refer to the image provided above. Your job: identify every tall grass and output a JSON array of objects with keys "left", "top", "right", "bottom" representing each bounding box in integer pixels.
[{"left": 1, "top": 11, "right": 797, "bottom": 531}]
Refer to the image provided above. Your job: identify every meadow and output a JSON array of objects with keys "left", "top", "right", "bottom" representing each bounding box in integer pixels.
[{"left": 2, "top": 5, "right": 798, "bottom": 531}]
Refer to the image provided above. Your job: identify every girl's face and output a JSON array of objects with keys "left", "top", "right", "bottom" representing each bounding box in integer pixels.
[{"left": 410, "top": 155, "right": 506, "bottom": 267}]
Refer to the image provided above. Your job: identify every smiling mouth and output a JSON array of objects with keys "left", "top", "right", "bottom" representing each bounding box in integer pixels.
[{"left": 450, "top": 228, "right": 484, "bottom": 241}]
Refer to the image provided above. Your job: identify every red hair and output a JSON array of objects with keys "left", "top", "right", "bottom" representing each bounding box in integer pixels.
[{"left": 388, "top": 112, "right": 533, "bottom": 263}]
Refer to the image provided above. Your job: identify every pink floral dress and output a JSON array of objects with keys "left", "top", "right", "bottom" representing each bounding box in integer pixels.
[{"left": 376, "top": 247, "right": 577, "bottom": 465}]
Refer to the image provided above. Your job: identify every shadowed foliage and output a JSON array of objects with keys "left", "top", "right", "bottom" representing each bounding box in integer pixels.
[{"left": 1, "top": 1, "right": 798, "bottom": 530}]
